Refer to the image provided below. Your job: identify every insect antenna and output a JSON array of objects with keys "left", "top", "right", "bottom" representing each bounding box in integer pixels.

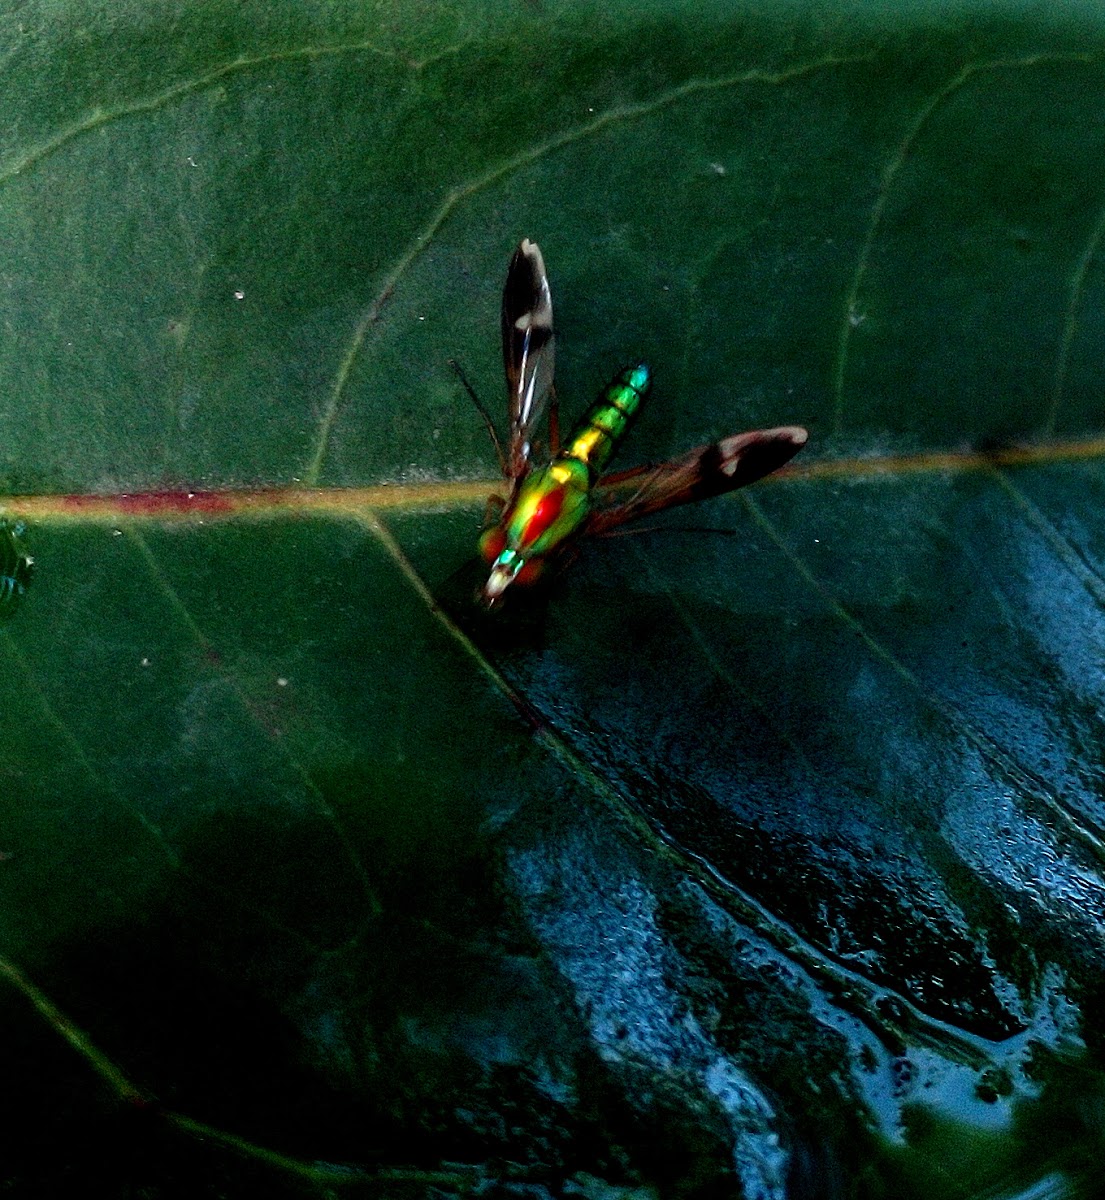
[{"left": 449, "top": 357, "right": 506, "bottom": 475}]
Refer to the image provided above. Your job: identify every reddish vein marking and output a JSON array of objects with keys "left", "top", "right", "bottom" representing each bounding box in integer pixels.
[
  {"left": 14, "top": 482, "right": 492, "bottom": 521},
  {"left": 64, "top": 490, "right": 238, "bottom": 515}
]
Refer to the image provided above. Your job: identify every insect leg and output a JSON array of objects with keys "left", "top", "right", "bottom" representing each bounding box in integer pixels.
[
  {"left": 449, "top": 357, "right": 506, "bottom": 475},
  {"left": 483, "top": 492, "right": 506, "bottom": 527}
]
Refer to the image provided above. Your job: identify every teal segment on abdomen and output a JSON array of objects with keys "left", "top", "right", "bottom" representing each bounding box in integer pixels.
[{"left": 564, "top": 363, "right": 651, "bottom": 476}]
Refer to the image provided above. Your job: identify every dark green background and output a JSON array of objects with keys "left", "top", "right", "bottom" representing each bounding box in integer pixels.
[{"left": 2, "top": 1, "right": 1105, "bottom": 1195}]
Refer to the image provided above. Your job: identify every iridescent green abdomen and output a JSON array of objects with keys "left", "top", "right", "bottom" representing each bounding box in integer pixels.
[
  {"left": 565, "top": 363, "right": 650, "bottom": 477},
  {"left": 480, "top": 364, "right": 651, "bottom": 602}
]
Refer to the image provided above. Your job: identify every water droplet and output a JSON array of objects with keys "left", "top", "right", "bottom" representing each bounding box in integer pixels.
[{"left": 0, "top": 519, "right": 34, "bottom": 619}]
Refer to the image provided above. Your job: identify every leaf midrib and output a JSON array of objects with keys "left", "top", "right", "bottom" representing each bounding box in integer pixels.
[{"left": 3, "top": 434, "right": 1105, "bottom": 524}]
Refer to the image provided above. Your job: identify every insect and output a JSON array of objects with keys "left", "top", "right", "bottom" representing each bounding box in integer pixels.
[{"left": 473, "top": 239, "right": 808, "bottom": 608}]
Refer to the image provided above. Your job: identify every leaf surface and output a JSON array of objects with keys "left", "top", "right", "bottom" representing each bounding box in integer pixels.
[{"left": 3, "top": 2, "right": 1105, "bottom": 1194}]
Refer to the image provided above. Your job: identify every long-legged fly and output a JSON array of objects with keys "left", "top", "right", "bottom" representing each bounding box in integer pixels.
[{"left": 469, "top": 239, "right": 807, "bottom": 608}]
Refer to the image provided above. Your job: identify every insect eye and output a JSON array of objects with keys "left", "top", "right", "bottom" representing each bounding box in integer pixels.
[
  {"left": 516, "top": 559, "right": 545, "bottom": 586},
  {"left": 479, "top": 527, "right": 507, "bottom": 563}
]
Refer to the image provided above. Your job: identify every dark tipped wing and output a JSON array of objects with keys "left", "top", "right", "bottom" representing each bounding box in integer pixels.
[
  {"left": 585, "top": 425, "right": 808, "bottom": 534},
  {"left": 501, "top": 238, "right": 555, "bottom": 480}
]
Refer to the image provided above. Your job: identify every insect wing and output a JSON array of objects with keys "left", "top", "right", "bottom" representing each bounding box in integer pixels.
[
  {"left": 585, "top": 425, "right": 808, "bottom": 534},
  {"left": 501, "top": 238, "right": 555, "bottom": 480}
]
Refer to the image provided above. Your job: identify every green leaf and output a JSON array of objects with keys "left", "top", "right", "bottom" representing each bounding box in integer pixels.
[{"left": 3, "top": 2, "right": 1105, "bottom": 1195}]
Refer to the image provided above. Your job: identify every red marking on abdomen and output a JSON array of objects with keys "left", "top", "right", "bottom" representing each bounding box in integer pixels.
[{"left": 521, "top": 488, "right": 564, "bottom": 546}]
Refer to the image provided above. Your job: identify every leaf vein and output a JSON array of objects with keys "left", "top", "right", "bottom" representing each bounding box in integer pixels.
[
  {"left": 1047, "top": 198, "right": 1105, "bottom": 436},
  {"left": 2, "top": 607, "right": 331, "bottom": 951},
  {"left": 741, "top": 491, "right": 1105, "bottom": 863},
  {"left": 0, "top": 624, "right": 181, "bottom": 864},
  {"left": 363, "top": 509, "right": 1012, "bottom": 1065},
  {"left": 124, "top": 528, "right": 381, "bottom": 928},
  {"left": 304, "top": 51, "right": 878, "bottom": 485},
  {"left": 832, "top": 50, "right": 1102, "bottom": 435},
  {"left": 993, "top": 467, "right": 1105, "bottom": 610},
  {"left": 0, "top": 39, "right": 457, "bottom": 187}
]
